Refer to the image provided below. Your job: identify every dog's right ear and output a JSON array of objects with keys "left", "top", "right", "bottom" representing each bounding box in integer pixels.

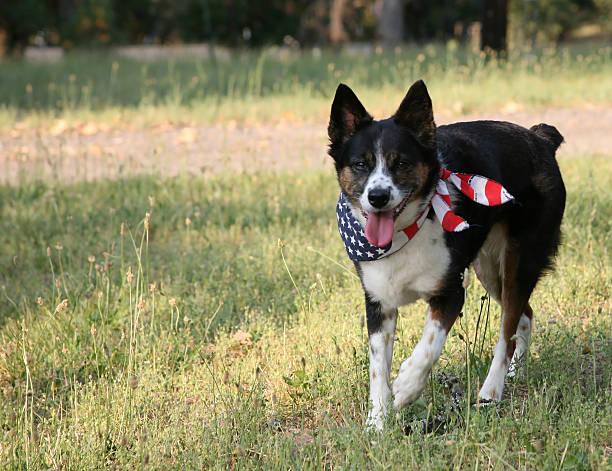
[{"left": 328, "top": 84, "right": 373, "bottom": 145}]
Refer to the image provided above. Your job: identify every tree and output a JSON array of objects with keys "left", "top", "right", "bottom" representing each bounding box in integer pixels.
[
  {"left": 0, "top": 0, "right": 54, "bottom": 54},
  {"left": 481, "top": 0, "right": 508, "bottom": 53},
  {"left": 376, "top": 0, "right": 404, "bottom": 45},
  {"left": 329, "top": 0, "right": 348, "bottom": 44}
]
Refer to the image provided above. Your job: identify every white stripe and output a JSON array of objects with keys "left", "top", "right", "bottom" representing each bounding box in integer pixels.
[
  {"left": 500, "top": 187, "right": 514, "bottom": 203},
  {"left": 468, "top": 175, "right": 490, "bottom": 205},
  {"left": 453, "top": 220, "right": 469, "bottom": 231},
  {"left": 431, "top": 193, "right": 450, "bottom": 226},
  {"left": 436, "top": 179, "right": 450, "bottom": 197},
  {"left": 415, "top": 206, "right": 429, "bottom": 227}
]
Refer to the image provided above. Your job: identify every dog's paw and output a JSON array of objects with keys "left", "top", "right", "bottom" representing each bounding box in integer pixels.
[
  {"left": 477, "top": 382, "right": 503, "bottom": 403},
  {"left": 473, "top": 397, "right": 496, "bottom": 408},
  {"left": 392, "top": 361, "right": 428, "bottom": 410},
  {"left": 366, "top": 407, "right": 387, "bottom": 432},
  {"left": 506, "top": 352, "right": 526, "bottom": 378}
]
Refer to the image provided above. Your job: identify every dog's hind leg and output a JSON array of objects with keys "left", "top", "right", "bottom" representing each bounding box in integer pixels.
[
  {"left": 507, "top": 303, "right": 533, "bottom": 377},
  {"left": 473, "top": 224, "right": 532, "bottom": 381},
  {"left": 365, "top": 295, "right": 397, "bottom": 430},
  {"left": 393, "top": 285, "right": 464, "bottom": 411},
  {"left": 478, "top": 246, "right": 538, "bottom": 402}
]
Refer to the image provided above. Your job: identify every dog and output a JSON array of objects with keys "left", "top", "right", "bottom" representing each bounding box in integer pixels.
[{"left": 327, "top": 80, "right": 566, "bottom": 430}]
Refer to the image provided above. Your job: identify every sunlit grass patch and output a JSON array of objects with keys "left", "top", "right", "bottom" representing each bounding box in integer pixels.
[
  {"left": 0, "top": 155, "right": 610, "bottom": 469},
  {"left": 1, "top": 42, "right": 611, "bottom": 130}
]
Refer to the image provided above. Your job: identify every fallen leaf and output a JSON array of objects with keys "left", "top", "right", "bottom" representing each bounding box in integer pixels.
[
  {"left": 50, "top": 120, "right": 68, "bottom": 136},
  {"left": 81, "top": 122, "right": 98, "bottom": 136},
  {"left": 89, "top": 144, "right": 102, "bottom": 156},
  {"left": 177, "top": 127, "right": 196, "bottom": 143},
  {"left": 232, "top": 330, "right": 252, "bottom": 345}
]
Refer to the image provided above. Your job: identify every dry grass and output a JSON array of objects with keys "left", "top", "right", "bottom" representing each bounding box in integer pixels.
[{"left": 0, "top": 153, "right": 610, "bottom": 470}]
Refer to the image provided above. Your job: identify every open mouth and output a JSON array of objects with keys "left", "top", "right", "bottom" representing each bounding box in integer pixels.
[{"left": 362, "top": 193, "right": 412, "bottom": 247}]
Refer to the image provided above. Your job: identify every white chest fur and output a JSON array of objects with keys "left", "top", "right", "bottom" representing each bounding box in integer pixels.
[{"left": 359, "top": 219, "right": 451, "bottom": 311}]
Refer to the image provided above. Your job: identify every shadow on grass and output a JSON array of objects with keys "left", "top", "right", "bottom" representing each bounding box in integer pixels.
[{"left": 0, "top": 171, "right": 345, "bottom": 328}]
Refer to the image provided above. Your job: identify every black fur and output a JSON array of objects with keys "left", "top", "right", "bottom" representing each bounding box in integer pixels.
[
  {"left": 435, "top": 120, "right": 566, "bottom": 300},
  {"left": 328, "top": 79, "right": 565, "bottom": 342},
  {"left": 328, "top": 80, "right": 567, "bottom": 421}
]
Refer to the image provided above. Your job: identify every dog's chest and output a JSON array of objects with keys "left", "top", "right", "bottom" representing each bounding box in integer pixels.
[{"left": 359, "top": 219, "right": 451, "bottom": 310}]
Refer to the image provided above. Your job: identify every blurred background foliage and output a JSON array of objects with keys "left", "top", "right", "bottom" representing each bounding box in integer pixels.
[{"left": 0, "top": 0, "right": 610, "bottom": 55}]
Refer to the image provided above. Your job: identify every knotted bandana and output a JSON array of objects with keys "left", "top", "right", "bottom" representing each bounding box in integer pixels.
[{"left": 336, "top": 169, "right": 514, "bottom": 262}]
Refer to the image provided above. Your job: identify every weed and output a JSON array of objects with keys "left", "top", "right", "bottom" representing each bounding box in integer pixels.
[
  {"left": 0, "top": 154, "right": 610, "bottom": 469},
  {"left": 0, "top": 42, "right": 611, "bottom": 129}
]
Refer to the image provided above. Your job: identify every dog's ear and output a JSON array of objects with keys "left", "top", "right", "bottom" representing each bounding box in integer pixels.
[
  {"left": 393, "top": 80, "right": 436, "bottom": 147},
  {"left": 328, "top": 84, "right": 373, "bottom": 145}
]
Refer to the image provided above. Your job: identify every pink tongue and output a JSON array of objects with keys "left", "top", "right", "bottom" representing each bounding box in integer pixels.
[{"left": 365, "top": 210, "right": 395, "bottom": 247}]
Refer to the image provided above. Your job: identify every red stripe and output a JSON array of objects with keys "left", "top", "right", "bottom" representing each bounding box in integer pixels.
[
  {"left": 440, "top": 168, "right": 452, "bottom": 180},
  {"left": 403, "top": 221, "right": 420, "bottom": 240},
  {"left": 485, "top": 180, "right": 502, "bottom": 206},
  {"left": 441, "top": 211, "right": 466, "bottom": 232},
  {"left": 459, "top": 177, "right": 474, "bottom": 200},
  {"left": 441, "top": 194, "right": 451, "bottom": 206}
]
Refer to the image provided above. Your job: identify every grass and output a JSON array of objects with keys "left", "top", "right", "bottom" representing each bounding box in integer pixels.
[
  {"left": 1, "top": 41, "right": 612, "bottom": 129},
  {"left": 0, "top": 153, "right": 610, "bottom": 470}
]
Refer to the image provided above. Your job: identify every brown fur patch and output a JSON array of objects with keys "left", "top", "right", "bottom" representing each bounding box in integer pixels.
[
  {"left": 339, "top": 167, "right": 366, "bottom": 207},
  {"left": 428, "top": 332, "right": 435, "bottom": 344},
  {"left": 501, "top": 249, "right": 528, "bottom": 360},
  {"left": 385, "top": 159, "right": 434, "bottom": 208},
  {"left": 414, "top": 162, "right": 430, "bottom": 188}
]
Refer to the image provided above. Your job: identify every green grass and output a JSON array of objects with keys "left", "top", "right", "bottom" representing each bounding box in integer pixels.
[
  {"left": 1, "top": 41, "right": 612, "bottom": 129},
  {"left": 0, "top": 154, "right": 610, "bottom": 470}
]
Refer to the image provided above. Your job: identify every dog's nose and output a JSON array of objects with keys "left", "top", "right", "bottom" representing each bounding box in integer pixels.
[{"left": 368, "top": 188, "right": 390, "bottom": 209}]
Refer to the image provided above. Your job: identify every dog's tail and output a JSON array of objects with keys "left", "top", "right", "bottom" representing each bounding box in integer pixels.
[{"left": 530, "top": 123, "right": 564, "bottom": 151}]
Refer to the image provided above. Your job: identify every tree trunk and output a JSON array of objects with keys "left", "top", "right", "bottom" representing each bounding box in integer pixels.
[
  {"left": 481, "top": 0, "right": 508, "bottom": 53},
  {"left": 376, "top": 0, "right": 404, "bottom": 46},
  {"left": 329, "top": 0, "right": 348, "bottom": 45}
]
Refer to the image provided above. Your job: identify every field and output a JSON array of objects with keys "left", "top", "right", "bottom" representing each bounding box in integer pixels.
[
  {"left": 0, "top": 43, "right": 611, "bottom": 470},
  {"left": 1, "top": 42, "right": 611, "bottom": 129}
]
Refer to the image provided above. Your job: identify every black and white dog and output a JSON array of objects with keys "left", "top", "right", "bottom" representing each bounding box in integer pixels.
[{"left": 328, "top": 80, "right": 566, "bottom": 430}]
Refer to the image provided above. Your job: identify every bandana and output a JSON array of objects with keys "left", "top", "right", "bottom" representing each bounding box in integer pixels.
[{"left": 336, "top": 168, "right": 514, "bottom": 262}]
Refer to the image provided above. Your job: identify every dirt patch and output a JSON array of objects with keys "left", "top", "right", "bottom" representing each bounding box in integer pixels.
[{"left": 1, "top": 107, "right": 610, "bottom": 184}]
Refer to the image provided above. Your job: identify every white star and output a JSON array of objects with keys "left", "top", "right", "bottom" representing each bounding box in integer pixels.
[
  {"left": 341, "top": 218, "right": 346, "bottom": 226},
  {"left": 356, "top": 250, "right": 363, "bottom": 257},
  {"left": 366, "top": 251, "right": 373, "bottom": 258},
  {"left": 358, "top": 240, "right": 364, "bottom": 247},
  {"left": 376, "top": 248, "right": 385, "bottom": 255},
  {"left": 350, "top": 236, "right": 356, "bottom": 244},
  {"left": 348, "top": 246, "right": 353, "bottom": 254}
]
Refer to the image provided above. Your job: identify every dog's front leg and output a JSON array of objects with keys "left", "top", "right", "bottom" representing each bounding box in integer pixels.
[
  {"left": 365, "top": 295, "right": 397, "bottom": 431},
  {"left": 393, "top": 288, "right": 464, "bottom": 410}
]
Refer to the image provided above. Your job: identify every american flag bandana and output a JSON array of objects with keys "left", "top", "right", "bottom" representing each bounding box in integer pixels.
[{"left": 337, "top": 169, "right": 514, "bottom": 262}]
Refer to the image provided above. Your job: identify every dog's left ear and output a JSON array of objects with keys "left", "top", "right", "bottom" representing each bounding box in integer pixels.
[{"left": 394, "top": 80, "right": 436, "bottom": 147}]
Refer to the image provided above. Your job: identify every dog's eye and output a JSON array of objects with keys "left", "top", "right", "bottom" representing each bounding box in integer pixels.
[
  {"left": 353, "top": 161, "right": 368, "bottom": 171},
  {"left": 397, "top": 160, "right": 413, "bottom": 169}
]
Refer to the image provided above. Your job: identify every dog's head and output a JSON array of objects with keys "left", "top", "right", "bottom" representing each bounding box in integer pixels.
[{"left": 328, "top": 80, "right": 440, "bottom": 247}]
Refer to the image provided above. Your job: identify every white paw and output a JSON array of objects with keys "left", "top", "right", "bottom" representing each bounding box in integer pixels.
[
  {"left": 507, "top": 350, "right": 526, "bottom": 378},
  {"left": 478, "top": 379, "right": 504, "bottom": 403},
  {"left": 392, "top": 362, "right": 428, "bottom": 410},
  {"left": 366, "top": 406, "right": 387, "bottom": 431}
]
